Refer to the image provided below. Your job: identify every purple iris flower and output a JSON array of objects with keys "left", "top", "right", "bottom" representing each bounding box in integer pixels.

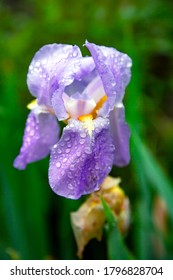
[{"left": 14, "top": 41, "right": 132, "bottom": 199}]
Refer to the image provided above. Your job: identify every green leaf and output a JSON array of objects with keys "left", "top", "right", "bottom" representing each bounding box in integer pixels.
[
  {"left": 101, "top": 197, "right": 133, "bottom": 260},
  {"left": 131, "top": 131, "right": 173, "bottom": 222}
]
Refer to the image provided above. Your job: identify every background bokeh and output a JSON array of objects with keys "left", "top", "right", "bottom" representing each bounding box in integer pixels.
[{"left": 0, "top": 0, "right": 173, "bottom": 260}]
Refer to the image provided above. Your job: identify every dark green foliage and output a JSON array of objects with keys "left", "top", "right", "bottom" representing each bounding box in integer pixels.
[{"left": 0, "top": 0, "right": 173, "bottom": 259}]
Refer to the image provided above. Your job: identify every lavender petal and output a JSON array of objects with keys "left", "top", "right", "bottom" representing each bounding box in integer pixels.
[
  {"left": 109, "top": 104, "right": 130, "bottom": 166},
  {"left": 48, "top": 118, "right": 114, "bottom": 199},
  {"left": 14, "top": 111, "right": 60, "bottom": 170},
  {"left": 27, "top": 44, "right": 82, "bottom": 106},
  {"left": 85, "top": 41, "right": 132, "bottom": 117}
]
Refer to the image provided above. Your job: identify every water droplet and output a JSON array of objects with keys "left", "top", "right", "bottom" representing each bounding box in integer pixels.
[
  {"left": 67, "top": 183, "right": 73, "bottom": 190},
  {"left": 26, "top": 137, "right": 31, "bottom": 143},
  {"left": 76, "top": 151, "right": 81, "bottom": 157},
  {"left": 63, "top": 158, "right": 67, "bottom": 163},
  {"left": 26, "top": 126, "right": 30, "bottom": 132},
  {"left": 56, "top": 162, "right": 61, "bottom": 168},
  {"left": 67, "top": 172, "right": 73, "bottom": 179},
  {"left": 95, "top": 164, "right": 100, "bottom": 170},
  {"left": 80, "top": 132, "right": 87, "bottom": 138},
  {"left": 60, "top": 141, "right": 65, "bottom": 147},
  {"left": 95, "top": 127, "right": 100, "bottom": 133},
  {"left": 111, "top": 81, "right": 116, "bottom": 87},
  {"left": 110, "top": 144, "right": 115, "bottom": 151},
  {"left": 64, "top": 135, "right": 70, "bottom": 141},
  {"left": 79, "top": 139, "right": 85, "bottom": 145},
  {"left": 70, "top": 164, "right": 75, "bottom": 171},
  {"left": 35, "top": 61, "right": 40, "bottom": 67},
  {"left": 29, "top": 130, "right": 34, "bottom": 136},
  {"left": 67, "top": 193, "right": 75, "bottom": 199},
  {"left": 85, "top": 147, "right": 92, "bottom": 154},
  {"left": 57, "top": 148, "right": 62, "bottom": 154},
  {"left": 72, "top": 50, "right": 78, "bottom": 57},
  {"left": 67, "top": 142, "right": 72, "bottom": 148}
]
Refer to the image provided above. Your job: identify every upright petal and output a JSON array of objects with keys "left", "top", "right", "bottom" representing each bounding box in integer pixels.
[
  {"left": 14, "top": 111, "right": 60, "bottom": 170},
  {"left": 85, "top": 41, "right": 132, "bottom": 117},
  {"left": 109, "top": 104, "right": 130, "bottom": 166},
  {"left": 27, "top": 44, "right": 82, "bottom": 106},
  {"left": 74, "top": 56, "right": 96, "bottom": 81},
  {"left": 63, "top": 92, "right": 96, "bottom": 119},
  {"left": 51, "top": 57, "right": 96, "bottom": 121},
  {"left": 49, "top": 118, "right": 114, "bottom": 199},
  {"left": 82, "top": 76, "right": 105, "bottom": 104}
]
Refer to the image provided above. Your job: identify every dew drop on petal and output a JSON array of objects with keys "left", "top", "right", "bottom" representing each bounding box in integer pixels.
[
  {"left": 68, "top": 183, "right": 73, "bottom": 190},
  {"left": 85, "top": 147, "right": 92, "bottom": 154},
  {"left": 57, "top": 148, "right": 62, "bottom": 154},
  {"left": 56, "top": 162, "right": 61, "bottom": 168},
  {"left": 76, "top": 151, "right": 81, "bottom": 157},
  {"left": 80, "top": 132, "right": 87, "bottom": 138},
  {"left": 95, "top": 163, "right": 100, "bottom": 170},
  {"left": 67, "top": 172, "right": 73, "bottom": 179},
  {"left": 67, "top": 142, "right": 72, "bottom": 148},
  {"left": 64, "top": 135, "right": 70, "bottom": 141},
  {"left": 30, "top": 130, "right": 34, "bottom": 136},
  {"left": 35, "top": 61, "right": 40, "bottom": 67},
  {"left": 79, "top": 139, "right": 85, "bottom": 145},
  {"left": 70, "top": 164, "right": 75, "bottom": 171}
]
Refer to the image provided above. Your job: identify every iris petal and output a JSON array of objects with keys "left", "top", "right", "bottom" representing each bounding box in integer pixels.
[
  {"left": 109, "top": 104, "right": 130, "bottom": 166},
  {"left": 48, "top": 118, "right": 114, "bottom": 199},
  {"left": 51, "top": 57, "right": 96, "bottom": 121},
  {"left": 27, "top": 44, "right": 82, "bottom": 106},
  {"left": 63, "top": 93, "right": 96, "bottom": 119},
  {"left": 85, "top": 41, "right": 132, "bottom": 117},
  {"left": 14, "top": 110, "right": 60, "bottom": 170}
]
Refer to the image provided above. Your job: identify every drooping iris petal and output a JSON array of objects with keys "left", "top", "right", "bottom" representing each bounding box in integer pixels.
[
  {"left": 27, "top": 44, "right": 82, "bottom": 106},
  {"left": 85, "top": 41, "right": 132, "bottom": 117},
  {"left": 49, "top": 118, "right": 114, "bottom": 199},
  {"left": 109, "top": 104, "right": 130, "bottom": 166},
  {"left": 14, "top": 111, "right": 60, "bottom": 170}
]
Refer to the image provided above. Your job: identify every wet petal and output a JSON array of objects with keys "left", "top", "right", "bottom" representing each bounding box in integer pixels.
[
  {"left": 109, "top": 104, "right": 130, "bottom": 166},
  {"left": 63, "top": 93, "right": 96, "bottom": 119},
  {"left": 85, "top": 41, "right": 132, "bottom": 116},
  {"left": 14, "top": 111, "right": 60, "bottom": 170},
  {"left": 74, "top": 56, "right": 96, "bottom": 80},
  {"left": 27, "top": 44, "right": 82, "bottom": 106},
  {"left": 82, "top": 76, "right": 105, "bottom": 104},
  {"left": 51, "top": 57, "right": 96, "bottom": 121},
  {"left": 49, "top": 118, "right": 114, "bottom": 199}
]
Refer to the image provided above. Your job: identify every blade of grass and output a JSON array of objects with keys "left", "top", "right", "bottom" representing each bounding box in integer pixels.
[
  {"left": 131, "top": 130, "right": 173, "bottom": 222},
  {"left": 101, "top": 197, "right": 133, "bottom": 260},
  {"left": 0, "top": 166, "right": 29, "bottom": 259}
]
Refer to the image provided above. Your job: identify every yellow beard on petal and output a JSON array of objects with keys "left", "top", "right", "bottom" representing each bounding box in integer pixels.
[
  {"left": 78, "top": 114, "right": 94, "bottom": 137},
  {"left": 77, "top": 95, "right": 107, "bottom": 136},
  {"left": 27, "top": 99, "right": 38, "bottom": 110}
]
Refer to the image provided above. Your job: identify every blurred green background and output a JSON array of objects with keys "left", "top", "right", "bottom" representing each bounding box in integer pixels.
[{"left": 0, "top": 0, "right": 173, "bottom": 260}]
